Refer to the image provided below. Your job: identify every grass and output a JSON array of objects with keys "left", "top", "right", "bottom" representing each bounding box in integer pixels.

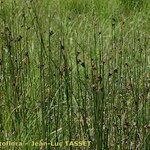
[{"left": 0, "top": 0, "right": 150, "bottom": 149}]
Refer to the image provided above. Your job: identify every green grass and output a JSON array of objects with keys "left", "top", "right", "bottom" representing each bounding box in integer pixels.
[{"left": 0, "top": 0, "right": 150, "bottom": 150}]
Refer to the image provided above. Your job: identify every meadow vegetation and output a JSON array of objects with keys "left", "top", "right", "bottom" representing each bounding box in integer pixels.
[{"left": 0, "top": 0, "right": 150, "bottom": 149}]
